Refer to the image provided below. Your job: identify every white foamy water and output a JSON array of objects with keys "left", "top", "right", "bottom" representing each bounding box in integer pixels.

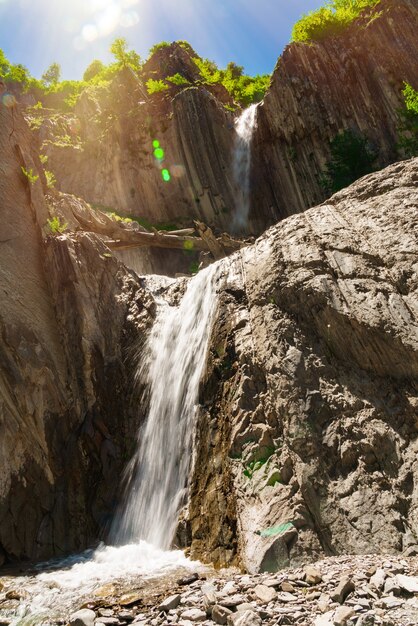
[
  {"left": 0, "top": 542, "right": 197, "bottom": 624},
  {"left": 111, "top": 263, "right": 220, "bottom": 548},
  {"left": 232, "top": 103, "right": 258, "bottom": 233}
]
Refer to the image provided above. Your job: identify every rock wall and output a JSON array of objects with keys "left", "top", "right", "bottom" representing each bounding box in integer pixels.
[
  {"left": 38, "top": 71, "right": 237, "bottom": 230},
  {"left": 251, "top": 0, "right": 418, "bottom": 226},
  {"left": 189, "top": 158, "right": 418, "bottom": 572},
  {"left": 0, "top": 102, "right": 154, "bottom": 563}
]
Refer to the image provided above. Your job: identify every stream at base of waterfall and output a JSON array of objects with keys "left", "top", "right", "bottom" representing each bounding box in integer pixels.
[{"left": 0, "top": 264, "right": 221, "bottom": 624}]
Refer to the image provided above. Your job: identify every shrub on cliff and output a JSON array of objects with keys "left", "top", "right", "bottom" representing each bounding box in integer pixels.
[
  {"left": 397, "top": 83, "right": 418, "bottom": 158},
  {"left": 192, "top": 56, "right": 270, "bottom": 107},
  {"left": 321, "top": 129, "right": 378, "bottom": 193},
  {"left": 292, "top": 0, "right": 381, "bottom": 43}
]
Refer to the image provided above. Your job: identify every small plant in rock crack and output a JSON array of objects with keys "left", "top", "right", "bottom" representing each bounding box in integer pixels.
[
  {"left": 45, "top": 170, "right": 57, "bottom": 189},
  {"left": 47, "top": 215, "right": 68, "bottom": 234},
  {"left": 21, "top": 166, "right": 39, "bottom": 185}
]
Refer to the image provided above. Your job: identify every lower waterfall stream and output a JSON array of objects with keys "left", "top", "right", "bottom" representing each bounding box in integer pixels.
[
  {"left": 111, "top": 262, "right": 220, "bottom": 548},
  {"left": 0, "top": 264, "right": 221, "bottom": 624}
]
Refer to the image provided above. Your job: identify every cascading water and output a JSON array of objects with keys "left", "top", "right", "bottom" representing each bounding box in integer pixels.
[
  {"left": 1, "top": 265, "right": 220, "bottom": 623},
  {"left": 111, "top": 262, "right": 220, "bottom": 549},
  {"left": 232, "top": 103, "right": 258, "bottom": 234}
]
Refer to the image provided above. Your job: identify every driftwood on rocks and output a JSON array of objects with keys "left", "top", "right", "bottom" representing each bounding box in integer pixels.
[{"left": 49, "top": 192, "right": 244, "bottom": 259}]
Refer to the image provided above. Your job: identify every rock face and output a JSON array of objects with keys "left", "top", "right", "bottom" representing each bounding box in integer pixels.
[
  {"left": 32, "top": 0, "right": 418, "bottom": 235},
  {"left": 251, "top": 0, "right": 418, "bottom": 226},
  {"left": 189, "top": 158, "right": 418, "bottom": 571},
  {"left": 0, "top": 102, "right": 154, "bottom": 562},
  {"left": 38, "top": 70, "right": 237, "bottom": 230}
]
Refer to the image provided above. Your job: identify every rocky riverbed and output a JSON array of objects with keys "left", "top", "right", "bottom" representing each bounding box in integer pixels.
[{"left": 2, "top": 554, "right": 418, "bottom": 626}]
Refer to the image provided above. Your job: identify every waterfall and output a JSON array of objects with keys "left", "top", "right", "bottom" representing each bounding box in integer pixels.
[
  {"left": 232, "top": 103, "right": 258, "bottom": 233},
  {"left": 111, "top": 263, "right": 220, "bottom": 549}
]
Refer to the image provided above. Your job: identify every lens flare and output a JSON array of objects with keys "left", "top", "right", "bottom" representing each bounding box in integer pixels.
[
  {"left": 2, "top": 94, "right": 16, "bottom": 108},
  {"left": 154, "top": 147, "right": 165, "bottom": 160},
  {"left": 152, "top": 140, "right": 160, "bottom": 149},
  {"left": 161, "top": 169, "right": 171, "bottom": 182}
]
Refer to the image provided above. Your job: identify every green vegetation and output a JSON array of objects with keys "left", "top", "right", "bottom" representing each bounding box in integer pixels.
[
  {"left": 45, "top": 170, "right": 57, "bottom": 189},
  {"left": 397, "top": 83, "right": 418, "bottom": 158},
  {"left": 47, "top": 215, "right": 68, "bottom": 234},
  {"left": 110, "top": 37, "right": 141, "bottom": 71},
  {"left": 21, "top": 166, "right": 39, "bottom": 185},
  {"left": 320, "top": 129, "right": 378, "bottom": 193},
  {"left": 145, "top": 78, "right": 170, "bottom": 95},
  {"left": 166, "top": 73, "right": 190, "bottom": 86},
  {"left": 107, "top": 211, "right": 133, "bottom": 224},
  {"left": 42, "top": 62, "right": 61, "bottom": 87},
  {"left": 0, "top": 37, "right": 268, "bottom": 110},
  {"left": 192, "top": 57, "right": 270, "bottom": 107},
  {"left": 148, "top": 41, "right": 171, "bottom": 56},
  {"left": 83, "top": 60, "right": 105, "bottom": 82},
  {"left": 292, "top": 0, "right": 381, "bottom": 43}
]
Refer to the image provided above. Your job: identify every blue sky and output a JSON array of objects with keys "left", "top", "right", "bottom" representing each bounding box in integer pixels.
[{"left": 0, "top": 0, "right": 324, "bottom": 79}]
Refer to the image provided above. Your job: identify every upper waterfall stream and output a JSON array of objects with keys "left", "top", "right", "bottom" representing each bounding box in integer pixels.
[
  {"left": 232, "top": 103, "right": 258, "bottom": 233},
  {"left": 0, "top": 265, "right": 221, "bottom": 624}
]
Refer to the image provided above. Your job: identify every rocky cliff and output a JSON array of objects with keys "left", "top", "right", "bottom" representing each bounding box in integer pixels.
[
  {"left": 0, "top": 102, "right": 155, "bottom": 564},
  {"left": 1, "top": 85, "right": 417, "bottom": 572},
  {"left": 188, "top": 157, "right": 418, "bottom": 572},
  {"left": 28, "top": 0, "right": 418, "bottom": 236},
  {"left": 251, "top": 0, "right": 418, "bottom": 227}
]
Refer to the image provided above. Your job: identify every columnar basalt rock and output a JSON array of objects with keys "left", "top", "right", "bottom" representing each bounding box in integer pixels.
[
  {"left": 251, "top": 0, "right": 418, "bottom": 226},
  {"left": 0, "top": 102, "right": 155, "bottom": 562}
]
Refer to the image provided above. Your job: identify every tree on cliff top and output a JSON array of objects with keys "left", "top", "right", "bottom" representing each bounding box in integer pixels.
[
  {"left": 292, "top": 0, "right": 381, "bottom": 43},
  {"left": 110, "top": 38, "right": 141, "bottom": 71},
  {"left": 42, "top": 62, "right": 61, "bottom": 87}
]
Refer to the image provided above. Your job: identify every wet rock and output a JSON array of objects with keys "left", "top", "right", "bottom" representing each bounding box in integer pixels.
[
  {"left": 159, "top": 595, "right": 181, "bottom": 612},
  {"left": 177, "top": 574, "right": 199, "bottom": 586},
  {"left": 212, "top": 605, "right": 232, "bottom": 625},
  {"left": 70, "top": 609, "right": 96, "bottom": 626}
]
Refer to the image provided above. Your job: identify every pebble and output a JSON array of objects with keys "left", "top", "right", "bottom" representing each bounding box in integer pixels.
[
  {"left": 305, "top": 566, "right": 323, "bottom": 585},
  {"left": 69, "top": 609, "right": 96, "bottom": 626},
  {"left": 395, "top": 574, "right": 418, "bottom": 593},
  {"left": 331, "top": 577, "right": 355, "bottom": 604},
  {"left": 333, "top": 605, "right": 355, "bottom": 625},
  {"left": 252, "top": 584, "right": 276, "bottom": 604},
  {"left": 180, "top": 609, "right": 206, "bottom": 622},
  {"left": 159, "top": 595, "right": 181, "bottom": 612},
  {"left": 227, "top": 610, "right": 262, "bottom": 626},
  {"left": 369, "top": 569, "right": 386, "bottom": 591},
  {"left": 211, "top": 605, "right": 232, "bottom": 625}
]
